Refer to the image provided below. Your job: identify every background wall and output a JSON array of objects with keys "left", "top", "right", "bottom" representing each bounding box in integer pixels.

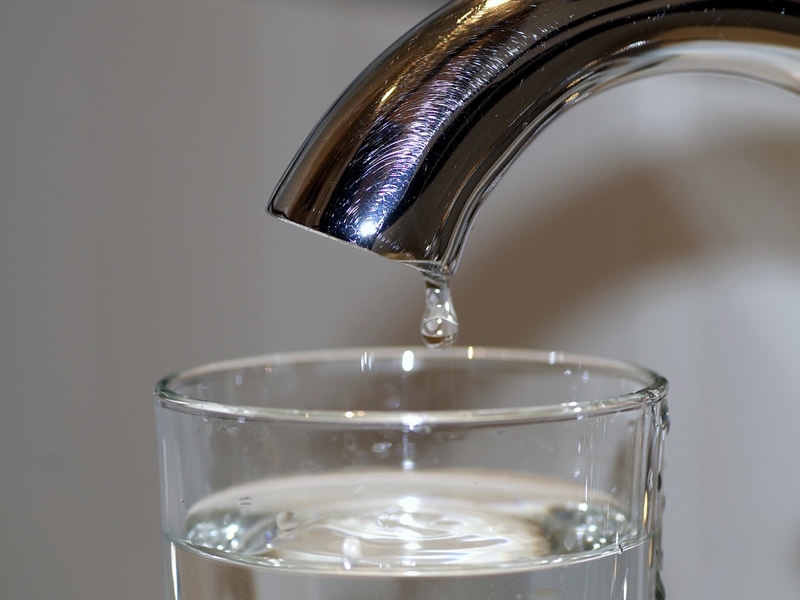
[{"left": 2, "top": 1, "right": 799, "bottom": 599}]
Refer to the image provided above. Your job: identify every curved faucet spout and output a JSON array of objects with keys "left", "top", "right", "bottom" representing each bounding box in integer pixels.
[{"left": 268, "top": 0, "right": 800, "bottom": 278}]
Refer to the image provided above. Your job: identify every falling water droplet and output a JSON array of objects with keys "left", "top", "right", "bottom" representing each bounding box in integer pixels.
[
  {"left": 341, "top": 536, "right": 362, "bottom": 570},
  {"left": 420, "top": 277, "right": 459, "bottom": 349}
]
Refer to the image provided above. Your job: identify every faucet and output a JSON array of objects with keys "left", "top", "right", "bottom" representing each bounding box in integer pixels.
[{"left": 268, "top": 0, "right": 800, "bottom": 279}]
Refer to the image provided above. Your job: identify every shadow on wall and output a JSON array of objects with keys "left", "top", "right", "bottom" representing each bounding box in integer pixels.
[
  {"left": 331, "top": 132, "right": 800, "bottom": 598},
  {"left": 454, "top": 165, "right": 702, "bottom": 346},
  {"left": 344, "top": 134, "right": 800, "bottom": 348}
]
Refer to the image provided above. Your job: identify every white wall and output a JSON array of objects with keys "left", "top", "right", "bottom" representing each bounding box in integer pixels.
[{"left": 1, "top": 1, "right": 799, "bottom": 599}]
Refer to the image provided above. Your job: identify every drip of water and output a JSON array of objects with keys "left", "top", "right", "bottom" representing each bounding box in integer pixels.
[{"left": 420, "top": 278, "right": 459, "bottom": 349}]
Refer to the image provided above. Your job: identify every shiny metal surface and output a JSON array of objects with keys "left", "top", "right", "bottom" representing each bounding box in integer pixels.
[{"left": 268, "top": 0, "right": 800, "bottom": 278}]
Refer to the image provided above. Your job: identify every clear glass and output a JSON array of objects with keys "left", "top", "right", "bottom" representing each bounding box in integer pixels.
[{"left": 155, "top": 347, "right": 669, "bottom": 600}]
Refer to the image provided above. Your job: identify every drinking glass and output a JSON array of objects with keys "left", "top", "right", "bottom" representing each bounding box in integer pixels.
[{"left": 154, "top": 347, "right": 668, "bottom": 600}]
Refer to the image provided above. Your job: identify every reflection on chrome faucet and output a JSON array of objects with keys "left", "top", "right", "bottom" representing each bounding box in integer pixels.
[{"left": 268, "top": 0, "right": 800, "bottom": 279}]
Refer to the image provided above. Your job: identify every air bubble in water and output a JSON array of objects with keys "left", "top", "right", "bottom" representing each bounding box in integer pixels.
[
  {"left": 341, "top": 536, "right": 362, "bottom": 570},
  {"left": 276, "top": 511, "right": 298, "bottom": 532},
  {"left": 420, "top": 277, "right": 459, "bottom": 349},
  {"left": 372, "top": 441, "right": 392, "bottom": 455}
]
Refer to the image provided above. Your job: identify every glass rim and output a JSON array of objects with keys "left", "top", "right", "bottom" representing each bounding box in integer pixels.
[{"left": 154, "top": 346, "right": 668, "bottom": 426}]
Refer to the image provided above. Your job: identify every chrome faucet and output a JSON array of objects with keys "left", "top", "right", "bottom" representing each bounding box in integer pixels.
[{"left": 268, "top": 0, "right": 800, "bottom": 279}]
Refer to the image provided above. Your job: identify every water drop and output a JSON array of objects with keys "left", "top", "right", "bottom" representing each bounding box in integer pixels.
[
  {"left": 372, "top": 441, "right": 392, "bottom": 455},
  {"left": 276, "top": 511, "right": 298, "bottom": 532},
  {"left": 420, "top": 277, "right": 459, "bottom": 349},
  {"left": 562, "top": 530, "right": 577, "bottom": 551},
  {"left": 660, "top": 400, "right": 671, "bottom": 433},
  {"left": 341, "top": 536, "right": 362, "bottom": 569},
  {"left": 411, "top": 424, "right": 432, "bottom": 435}
]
